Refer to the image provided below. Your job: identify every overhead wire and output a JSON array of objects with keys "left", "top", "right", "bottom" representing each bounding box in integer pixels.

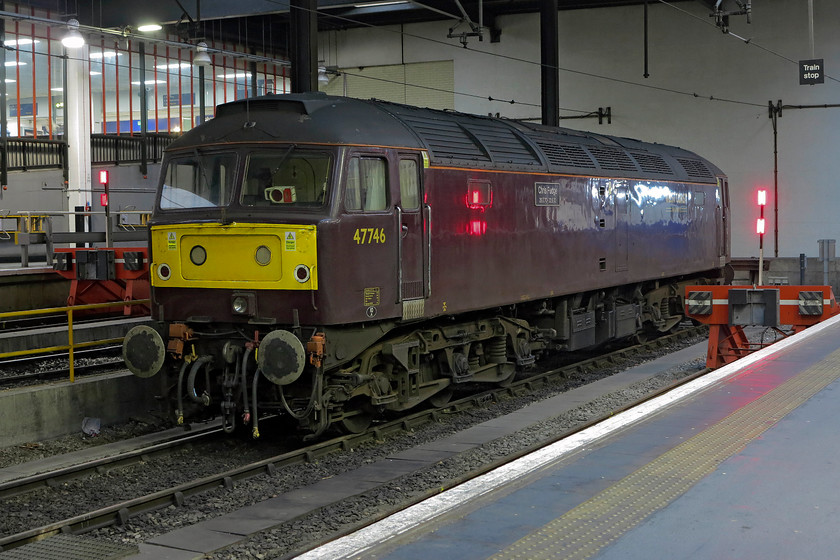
[{"left": 261, "top": 0, "right": 769, "bottom": 111}]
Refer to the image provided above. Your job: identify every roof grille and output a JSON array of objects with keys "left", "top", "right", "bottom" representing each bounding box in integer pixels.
[
  {"left": 676, "top": 158, "right": 714, "bottom": 179},
  {"left": 461, "top": 122, "right": 541, "bottom": 166},
  {"left": 630, "top": 152, "right": 673, "bottom": 175},
  {"left": 402, "top": 116, "right": 489, "bottom": 161},
  {"left": 535, "top": 141, "right": 596, "bottom": 169},
  {"left": 586, "top": 146, "right": 639, "bottom": 172}
]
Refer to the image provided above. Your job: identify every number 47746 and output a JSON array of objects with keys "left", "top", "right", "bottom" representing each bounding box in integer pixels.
[{"left": 353, "top": 228, "right": 386, "bottom": 244}]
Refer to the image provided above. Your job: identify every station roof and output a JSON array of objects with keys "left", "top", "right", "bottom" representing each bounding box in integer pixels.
[{"left": 27, "top": 0, "right": 703, "bottom": 59}]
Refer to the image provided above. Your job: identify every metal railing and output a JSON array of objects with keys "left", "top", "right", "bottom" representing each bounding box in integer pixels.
[
  {"left": 0, "top": 133, "right": 177, "bottom": 173},
  {"left": 91, "top": 133, "right": 177, "bottom": 166},
  {"left": 3, "top": 138, "right": 67, "bottom": 171},
  {"left": 0, "top": 299, "right": 150, "bottom": 382}
]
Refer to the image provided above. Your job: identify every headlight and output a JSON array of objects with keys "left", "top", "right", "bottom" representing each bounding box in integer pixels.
[
  {"left": 232, "top": 296, "right": 249, "bottom": 314},
  {"left": 156, "top": 263, "right": 171, "bottom": 281},
  {"left": 294, "top": 264, "right": 310, "bottom": 283}
]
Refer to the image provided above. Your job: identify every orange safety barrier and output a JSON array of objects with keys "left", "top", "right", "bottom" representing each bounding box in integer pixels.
[
  {"left": 685, "top": 285, "right": 840, "bottom": 369},
  {"left": 53, "top": 247, "right": 150, "bottom": 316}
]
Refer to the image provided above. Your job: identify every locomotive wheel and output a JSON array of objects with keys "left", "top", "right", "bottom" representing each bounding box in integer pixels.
[
  {"left": 428, "top": 387, "right": 453, "bottom": 408},
  {"left": 338, "top": 399, "right": 373, "bottom": 434}
]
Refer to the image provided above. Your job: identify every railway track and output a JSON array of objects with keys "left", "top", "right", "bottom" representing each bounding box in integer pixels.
[
  {"left": 0, "top": 346, "right": 125, "bottom": 386},
  {"left": 0, "top": 326, "right": 707, "bottom": 553}
]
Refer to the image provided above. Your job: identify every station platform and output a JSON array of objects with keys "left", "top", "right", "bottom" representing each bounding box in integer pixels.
[{"left": 302, "top": 315, "right": 840, "bottom": 560}]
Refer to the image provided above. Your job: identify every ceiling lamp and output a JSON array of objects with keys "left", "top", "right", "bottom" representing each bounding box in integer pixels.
[
  {"left": 137, "top": 23, "right": 162, "bottom": 32},
  {"left": 61, "top": 19, "right": 85, "bottom": 49},
  {"left": 193, "top": 43, "right": 212, "bottom": 67}
]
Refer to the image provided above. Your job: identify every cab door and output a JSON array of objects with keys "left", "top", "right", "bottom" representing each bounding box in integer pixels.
[{"left": 396, "top": 154, "right": 428, "bottom": 320}]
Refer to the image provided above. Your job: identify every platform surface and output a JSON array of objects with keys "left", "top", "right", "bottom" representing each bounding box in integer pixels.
[{"left": 301, "top": 315, "right": 840, "bottom": 560}]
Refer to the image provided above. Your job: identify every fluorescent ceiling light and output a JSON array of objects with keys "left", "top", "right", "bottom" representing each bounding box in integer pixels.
[
  {"left": 4, "top": 61, "right": 27, "bottom": 66},
  {"left": 89, "top": 71, "right": 102, "bottom": 76},
  {"left": 217, "top": 72, "right": 252, "bottom": 79},
  {"left": 4, "top": 79, "right": 15, "bottom": 83},
  {"left": 130, "top": 80, "right": 166, "bottom": 85},
  {"left": 137, "top": 24, "right": 162, "bottom": 32},
  {"left": 51, "top": 87, "right": 63, "bottom": 92},
  {"left": 155, "top": 63, "right": 191, "bottom": 70},
  {"left": 353, "top": 0, "right": 408, "bottom": 7},
  {"left": 89, "top": 51, "right": 122, "bottom": 59}
]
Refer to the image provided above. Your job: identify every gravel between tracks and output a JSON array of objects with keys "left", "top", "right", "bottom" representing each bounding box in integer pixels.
[{"left": 10, "top": 334, "right": 710, "bottom": 559}]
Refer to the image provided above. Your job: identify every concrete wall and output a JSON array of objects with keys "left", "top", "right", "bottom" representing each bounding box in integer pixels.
[
  {"left": 319, "top": 0, "right": 840, "bottom": 259},
  {"left": 0, "top": 373, "right": 164, "bottom": 447}
]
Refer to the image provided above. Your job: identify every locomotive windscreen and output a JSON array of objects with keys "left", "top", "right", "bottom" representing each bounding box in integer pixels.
[
  {"left": 158, "top": 146, "right": 333, "bottom": 211},
  {"left": 241, "top": 149, "right": 331, "bottom": 208},
  {"left": 160, "top": 152, "right": 237, "bottom": 209}
]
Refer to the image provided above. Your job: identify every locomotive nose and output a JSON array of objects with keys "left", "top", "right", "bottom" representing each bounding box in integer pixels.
[{"left": 122, "top": 324, "right": 167, "bottom": 378}]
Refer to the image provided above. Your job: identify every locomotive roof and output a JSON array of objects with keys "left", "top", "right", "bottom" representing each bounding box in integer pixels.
[{"left": 171, "top": 92, "right": 723, "bottom": 184}]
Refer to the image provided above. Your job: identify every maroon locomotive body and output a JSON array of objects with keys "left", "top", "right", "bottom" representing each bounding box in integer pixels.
[{"left": 123, "top": 93, "right": 729, "bottom": 435}]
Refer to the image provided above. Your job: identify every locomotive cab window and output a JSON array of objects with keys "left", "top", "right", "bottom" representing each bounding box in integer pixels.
[
  {"left": 399, "top": 159, "right": 420, "bottom": 210},
  {"left": 160, "top": 152, "right": 237, "bottom": 209},
  {"left": 345, "top": 156, "right": 388, "bottom": 211},
  {"left": 241, "top": 149, "right": 331, "bottom": 208}
]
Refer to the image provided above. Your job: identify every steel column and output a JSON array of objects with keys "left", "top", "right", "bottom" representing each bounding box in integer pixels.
[{"left": 540, "top": 0, "right": 559, "bottom": 127}]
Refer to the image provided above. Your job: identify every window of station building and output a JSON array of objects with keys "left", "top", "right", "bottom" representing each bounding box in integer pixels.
[
  {"left": 0, "top": 8, "right": 290, "bottom": 139},
  {"left": 345, "top": 157, "right": 388, "bottom": 212},
  {"left": 2, "top": 18, "right": 66, "bottom": 139}
]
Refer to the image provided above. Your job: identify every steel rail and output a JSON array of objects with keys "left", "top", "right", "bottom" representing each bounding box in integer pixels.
[{"left": 0, "top": 426, "right": 224, "bottom": 500}]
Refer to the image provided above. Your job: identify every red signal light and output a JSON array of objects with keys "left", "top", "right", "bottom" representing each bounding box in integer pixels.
[
  {"left": 98, "top": 170, "right": 109, "bottom": 185},
  {"left": 100, "top": 192, "right": 109, "bottom": 207},
  {"left": 756, "top": 218, "right": 765, "bottom": 234},
  {"left": 757, "top": 189, "right": 766, "bottom": 206},
  {"left": 466, "top": 180, "right": 492, "bottom": 211}
]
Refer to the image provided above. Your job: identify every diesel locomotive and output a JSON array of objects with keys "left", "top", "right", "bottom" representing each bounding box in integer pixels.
[{"left": 123, "top": 92, "right": 730, "bottom": 436}]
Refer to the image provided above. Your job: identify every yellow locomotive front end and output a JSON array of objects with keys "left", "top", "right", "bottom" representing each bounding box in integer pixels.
[{"left": 149, "top": 223, "right": 318, "bottom": 292}]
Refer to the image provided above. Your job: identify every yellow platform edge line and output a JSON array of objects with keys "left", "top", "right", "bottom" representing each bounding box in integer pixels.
[{"left": 490, "top": 349, "right": 840, "bottom": 560}]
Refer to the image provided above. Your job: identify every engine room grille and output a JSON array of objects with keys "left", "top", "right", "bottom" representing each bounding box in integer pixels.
[
  {"left": 629, "top": 152, "right": 673, "bottom": 175},
  {"left": 535, "top": 141, "right": 597, "bottom": 169},
  {"left": 461, "top": 122, "right": 542, "bottom": 166},
  {"left": 676, "top": 157, "right": 714, "bottom": 179},
  {"left": 585, "top": 146, "right": 639, "bottom": 172},
  {"left": 403, "top": 117, "right": 490, "bottom": 162}
]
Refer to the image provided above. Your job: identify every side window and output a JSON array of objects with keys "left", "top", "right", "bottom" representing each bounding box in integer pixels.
[
  {"left": 399, "top": 159, "right": 420, "bottom": 210},
  {"left": 345, "top": 156, "right": 388, "bottom": 211}
]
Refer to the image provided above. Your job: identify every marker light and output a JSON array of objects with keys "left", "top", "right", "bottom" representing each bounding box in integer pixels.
[
  {"left": 756, "top": 218, "right": 766, "bottom": 235},
  {"left": 757, "top": 189, "right": 767, "bottom": 206},
  {"left": 99, "top": 170, "right": 109, "bottom": 185},
  {"left": 100, "top": 193, "right": 108, "bottom": 207}
]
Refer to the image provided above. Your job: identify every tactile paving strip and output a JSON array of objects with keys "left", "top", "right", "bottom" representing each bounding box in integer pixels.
[
  {"left": 491, "top": 349, "right": 840, "bottom": 560},
  {"left": 0, "top": 534, "right": 138, "bottom": 560}
]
